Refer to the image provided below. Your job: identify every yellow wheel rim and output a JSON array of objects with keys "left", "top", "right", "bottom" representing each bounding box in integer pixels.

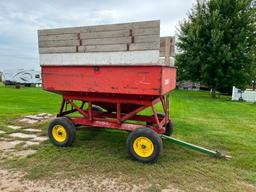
[
  {"left": 133, "top": 136, "right": 154, "bottom": 158},
  {"left": 52, "top": 125, "right": 67, "bottom": 142}
]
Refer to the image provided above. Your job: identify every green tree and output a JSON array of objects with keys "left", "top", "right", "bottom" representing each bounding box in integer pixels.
[{"left": 176, "top": 0, "right": 256, "bottom": 97}]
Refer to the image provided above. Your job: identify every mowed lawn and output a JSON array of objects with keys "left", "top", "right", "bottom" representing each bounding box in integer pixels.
[{"left": 0, "top": 84, "right": 255, "bottom": 191}]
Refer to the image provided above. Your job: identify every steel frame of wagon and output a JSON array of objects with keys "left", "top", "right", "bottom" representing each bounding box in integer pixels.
[
  {"left": 57, "top": 94, "right": 171, "bottom": 134},
  {"left": 55, "top": 93, "right": 233, "bottom": 159}
]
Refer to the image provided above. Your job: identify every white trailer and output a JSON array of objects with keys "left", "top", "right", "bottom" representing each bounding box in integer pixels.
[
  {"left": 232, "top": 86, "right": 256, "bottom": 102},
  {"left": 2, "top": 69, "right": 42, "bottom": 87}
]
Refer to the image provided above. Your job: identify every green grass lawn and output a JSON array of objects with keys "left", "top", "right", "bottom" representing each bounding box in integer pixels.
[{"left": 0, "top": 83, "right": 255, "bottom": 191}]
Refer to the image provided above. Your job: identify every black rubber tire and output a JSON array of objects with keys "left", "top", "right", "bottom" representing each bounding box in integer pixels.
[
  {"left": 165, "top": 121, "right": 174, "bottom": 136},
  {"left": 48, "top": 117, "right": 76, "bottom": 147},
  {"left": 62, "top": 116, "right": 76, "bottom": 142},
  {"left": 127, "top": 128, "right": 163, "bottom": 163},
  {"left": 146, "top": 113, "right": 174, "bottom": 136}
]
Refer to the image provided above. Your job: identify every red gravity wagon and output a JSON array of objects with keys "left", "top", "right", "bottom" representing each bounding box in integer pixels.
[{"left": 39, "top": 20, "right": 177, "bottom": 163}]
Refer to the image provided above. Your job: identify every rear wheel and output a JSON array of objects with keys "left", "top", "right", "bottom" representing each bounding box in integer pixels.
[
  {"left": 127, "top": 128, "right": 163, "bottom": 163},
  {"left": 48, "top": 117, "right": 76, "bottom": 147},
  {"left": 146, "top": 113, "right": 174, "bottom": 136},
  {"left": 165, "top": 121, "right": 173, "bottom": 136}
]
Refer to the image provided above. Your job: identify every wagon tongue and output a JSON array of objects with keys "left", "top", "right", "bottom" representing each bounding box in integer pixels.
[{"left": 161, "top": 135, "right": 232, "bottom": 160}]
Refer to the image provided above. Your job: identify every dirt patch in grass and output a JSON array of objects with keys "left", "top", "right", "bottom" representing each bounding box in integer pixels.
[
  {"left": 0, "top": 113, "right": 51, "bottom": 163},
  {"left": 0, "top": 167, "right": 153, "bottom": 192}
]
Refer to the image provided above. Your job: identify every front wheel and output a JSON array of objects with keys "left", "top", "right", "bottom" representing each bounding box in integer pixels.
[
  {"left": 127, "top": 128, "right": 163, "bottom": 163},
  {"left": 48, "top": 117, "right": 76, "bottom": 147}
]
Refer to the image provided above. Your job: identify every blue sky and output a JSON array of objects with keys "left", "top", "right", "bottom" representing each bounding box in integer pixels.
[{"left": 0, "top": 0, "right": 196, "bottom": 72}]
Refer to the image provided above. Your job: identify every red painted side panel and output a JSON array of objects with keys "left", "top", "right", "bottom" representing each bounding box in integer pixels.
[
  {"left": 42, "top": 66, "right": 176, "bottom": 96},
  {"left": 161, "top": 67, "right": 176, "bottom": 95}
]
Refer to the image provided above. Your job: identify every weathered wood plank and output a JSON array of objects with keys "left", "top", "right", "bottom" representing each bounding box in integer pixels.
[
  {"left": 39, "top": 47, "right": 76, "bottom": 54},
  {"left": 38, "top": 20, "right": 159, "bottom": 35},
  {"left": 164, "top": 38, "right": 171, "bottom": 64},
  {"left": 38, "top": 27, "right": 82, "bottom": 36},
  {"left": 39, "top": 40, "right": 80, "bottom": 48},
  {"left": 170, "top": 37, "right": 175, "bottom": 56},
  {"left": 39, "top": 34, "right": 78, "bottom": 41},
  {"left": 85, "top": 20, "right": 159, "bottom": 32},
  {"left": 132, "top": 20, "right": 160, "bottom": 29},
  {"left": 160, "top": 36, "right": 175, "bottom": 57},
  {"left": 80, "top": 30, "right": 129, "bottom": 39},
  {"left": 160, "top": 50, "right": 175, "bottom": 57},
  {"left": 160, "top": 36, "right": 175, "bottom": 47},
  {"left": 39, "top": 50, "right": 160, "bottom": 65},
  {"left": 133, "top": 28, "right": 160, "bottom": 36},
  {"left": 129, "top": 42, "right": 159, "bottom": 51},
  {"left": 160, "top": 47, "right": 166, "bottom": 57},
  {"left": 82, "top": 37, "right": 132, "bottom": 45},
  {"left": 134, "top": 35, "right": 159, "bottom": 43},
  {"left": 78, "top": 44, "right": 127, "bottom": 52}
]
